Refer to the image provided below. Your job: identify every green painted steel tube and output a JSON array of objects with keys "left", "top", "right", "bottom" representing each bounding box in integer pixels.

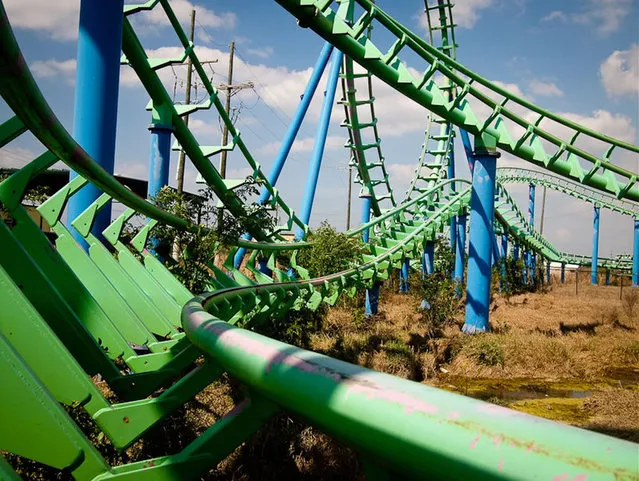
[{"left": 183, "top": 296, "right": 637, "bottom": 480}]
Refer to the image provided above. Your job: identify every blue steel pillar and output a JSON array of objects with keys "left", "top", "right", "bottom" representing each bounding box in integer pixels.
[
  {"left": 592, "top": 205, "right": 600, "bottom": 285},
  {"left": 68, "top": 0, "right": 125, "bottom": 247},
  {"left": 146, "top": 120, "right": 172, "bottom": 259},
  {"left": 522, "top": 249, "right": 528, "bottom": 285},
  {"left": 501, "top": 233, "right": 508, "bottom": 259},
  {"left": 257, "top": 256, "right": 272, "bottom": 276},
  {"left": 399, "top": 258, "right": 410, "bottom": 293},
  {"left": 527, "top": 184, "right": 536, "bottom": 284},
  {"left": 362, "top": 193, "right": 379, "bottom": 317},
  {"left": 561, "top": 263, "right": 566, "bottom": 284},
  {"left": 546, "top": 261, "right": 551, "bottom": 284},
  {"left": 633, "top": 218, "right": 639, "bottom": 287},
  {"left": 463, "top": 140, "right": 500, "bottom": 334},
  {"left": 234, "top": 43, "right": 334, "bottom": 267},
  {"left": 513, "top": 243, "right": 520, "bottom": 262},
  {"left": 605, "top": 268, "right": 610, "bottom": 286},
  {"left": 454, "top": 214, "right": 467, "bottom": 296},
  {"left": 448, "top": 126, "right": 457, "bottom": 254},
  {"left": 147, "top": 123, "right": 173, "bottom": 200},
  {"left": 295, "top": 49, "right": 343, "bottom": 240},
  {"left": 500, "top": 233, "right": 509, "bottom": 291},
  {"left": 422, "top": 241, "right": 435, "bottom": 277}
]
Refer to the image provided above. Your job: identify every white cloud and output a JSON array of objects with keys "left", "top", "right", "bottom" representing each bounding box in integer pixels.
[
  {"left": 0, "top": 146, "right": 38, "bottom": 168},
  {"left": 555, "top": 110, "right": 636, "bottom": 144},
  {"left": 257, "top": 136, "right": 344, "bottom": 156},
  {"left": 417, "top": 0, "right": 494, "bottom": 30},
  {"left": 247, "top": 47, "right": 274, "bottom": 59},
  {"left": 189, "top": 118, "right": 220, "bottom": 137},
  {"left": 31, "top": 59, "right": 77, "bottom": 85},
  {"left": 541, "top": 0, "right": 633, "bottom": 36},
  {"left": 541, "top": 11, "right": 567, "bottom": 22},
  {"left": 3, "top": 0, "right": 79, "bottom": 41},
  {"left": 4, "top": 0, "right": 235, "bottom": 42},
  {"left": 132, "top": 0, "right": 236, "bottom": 35},
  {"left": 528, "top": 79, "right": 564, "bottom": 97},
  {"left": 600, "top": 44, "right": 639, "bottom": 98}
]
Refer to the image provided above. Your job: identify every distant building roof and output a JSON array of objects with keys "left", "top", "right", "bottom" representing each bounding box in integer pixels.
[{"left": 0, "top": 168, "right": 203, "bottom": 201}]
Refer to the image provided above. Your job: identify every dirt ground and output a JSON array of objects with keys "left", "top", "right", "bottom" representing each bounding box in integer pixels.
[{"left": 313, "top": 277, "right": 639, "bottom": 442}]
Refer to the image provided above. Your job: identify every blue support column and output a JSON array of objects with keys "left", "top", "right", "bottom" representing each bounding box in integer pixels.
[
  {"left": 147, "top": 123, "right": 173, "bottom": 200},
  {"left": 493, "top": 234, "right": 504, "bottom": 292},
  {"left": 605, "top": 268, "right": 610, "bottom": 286},
  {"left": 463, "top": 145, "right": 500, "bottom": 334},
  {"left": 546, "top": 261, "right": 551, "bottom": 284},
  {"left": 522, "top": 249, "right": 528, "bottom": 285},
  {"left": 561, "top": 263, "right": 566, "bottom": 284},
  {"left": 258, "top": 257, "right": 272, "bottom": 276},
  {"left": 399, "top": 258, "right": 410, "bottom": 293},
  {"left": 513, "top": 244, "right": 520, "bottom": 262},
  {"left": 362, "top": 194, "right": 379, "bottom": 317},
  {"left": 501, "top": 233, "right": 508, "bottom": 259},
  {"left": 634, "top": 218, "right": 639, "bottom": 288},
  {"left": 448, "top": 125, "right": 457, "bottom": 254},
  {"left": 592, "top": 205, "right": 600, "bottom": 285},
  {"left": 423, "top": 241, "right": 435, "bottom": 277},
  {"left": 67, "top": 0, "right": 125, "bottom": 248},
  {"left": 500, "top": 233, "right": 509, "bottom": 292},
  {"left": 234, "top": 43, "right": 333, "bottom": 267},
  {"left": 454, "top": 214, "right": 467, "bottom": 296},
  {"left": 295, "top": 49, "right": 343, "bottom": 240},
  {"left": 528, "top": 184, "right": 536, "bottom": 284}
]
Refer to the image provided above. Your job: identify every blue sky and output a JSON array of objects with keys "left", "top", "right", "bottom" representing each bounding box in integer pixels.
[{"left": 1, "top": 0, "right": 638, "bottom": 258}]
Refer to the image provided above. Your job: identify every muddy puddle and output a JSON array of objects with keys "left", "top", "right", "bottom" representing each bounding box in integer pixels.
[{"left": 432, "top": 372, "right": 638, "bottom": 405}]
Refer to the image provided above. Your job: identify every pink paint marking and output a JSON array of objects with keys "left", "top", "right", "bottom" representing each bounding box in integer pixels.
[
  {"left": 470, "top": 436, "right": 480, "bottom": 450},
  {"left": 448, "top": 411, "right": 460, "bottom": 420},
  {"left": 498, "top": 459, "right": 504, "bottom": 472},
  {"left": 573, "top": 475, "right": 588, "bottom": 481},
  {"left": 493, "top": 435, "right": 502, "bottom": 448},
  {"left": 553, "top": 474, "right": 569, "bottom": 481},
  {"left": 526, "top": 443, "right": 537, "bottom": 453},
  {"left": 345, "top": 384, "right": 438, "bottom": 415}
]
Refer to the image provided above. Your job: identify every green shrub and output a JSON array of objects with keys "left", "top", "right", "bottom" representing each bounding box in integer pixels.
[
  {"left": 152, "top": 181, "right": 274, "bottom": 293},
  {"left": 473, "top": 338, "right": 505, "bottom": 367},
  {"left": 295, "top": 221, "right": 363, "bottom": 278}
]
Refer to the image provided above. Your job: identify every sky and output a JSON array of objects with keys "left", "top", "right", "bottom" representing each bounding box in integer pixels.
[{"left": 1, "top": 0, "right": 638, "bottom": 258}]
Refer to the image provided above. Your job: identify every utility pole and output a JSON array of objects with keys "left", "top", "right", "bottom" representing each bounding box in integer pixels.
[
  {"left": 219, "top": 40, "right": 235, "bottom": 180},
  {"left": 176, "top": 9, "right": 195, "bottom": 194},
  {"left": 346, "top": 167, "right": 352, "bottom": 230}
]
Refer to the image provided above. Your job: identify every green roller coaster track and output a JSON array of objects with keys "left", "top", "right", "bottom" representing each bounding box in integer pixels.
[{"left": 1, "top": 0, "right": 638, "bottom": 479}]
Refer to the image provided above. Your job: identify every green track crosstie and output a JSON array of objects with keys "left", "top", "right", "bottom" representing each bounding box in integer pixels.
[{"left": 1, "top": 0, "right": 638, "bottom": 479}]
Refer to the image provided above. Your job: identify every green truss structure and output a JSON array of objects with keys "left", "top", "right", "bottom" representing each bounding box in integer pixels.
[{"left": 1, "top": 0, "right": 638, "bottom": 479}]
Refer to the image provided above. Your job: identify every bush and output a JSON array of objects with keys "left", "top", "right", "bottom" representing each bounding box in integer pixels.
[
  {"left": 295, "top": 221, "right": 363, "bottom": 278},
  {"left": 416, "top": 237, "right": 461, "bottom": 336},
  {"left": 152, "top": 181, "right": 274, "bottom": 293},
  {"left": 473, "top": 338, "right": 505, "bottom": 367}
]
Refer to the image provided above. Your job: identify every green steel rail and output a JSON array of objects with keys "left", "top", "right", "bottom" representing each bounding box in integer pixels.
[
  {"left": 497, "top": 167, "right": 639, "bottom": 219},
  {"left": 1, "top": 0, "right": 638, "bottom": 478},
  {"left": 560, "top": 253, "right": 633, "bottom": 270},
  {"left": 275, "top": 0, "right": 639, "bottom": 201},
  {"left": 340, "top": 31, "right": 397, "bottom": 214},
  {"left": 120, "top": 0, "right": 317, "bottom": 239},
  {"left": 403, "top": 0, "right": 457, "bottom": 203}
]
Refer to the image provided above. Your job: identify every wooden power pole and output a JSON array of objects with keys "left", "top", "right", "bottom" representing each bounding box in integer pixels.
[
  {"left": 219, "top": 40, "right": 235, "bottom": 180},
  {"left": 176, "top": 9, "right": 195, "bottom": 194}
]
